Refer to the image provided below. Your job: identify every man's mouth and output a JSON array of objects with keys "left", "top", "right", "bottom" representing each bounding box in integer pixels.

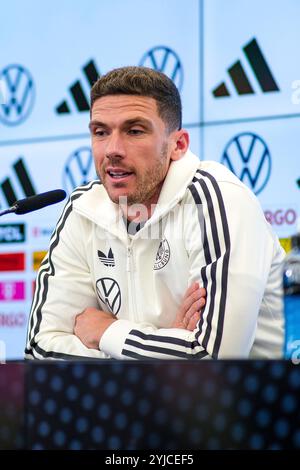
[{"left": 106, "top": 168, "right": 134, "bottom": 181}]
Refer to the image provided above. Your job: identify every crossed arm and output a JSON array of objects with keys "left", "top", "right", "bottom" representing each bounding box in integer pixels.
[
  {"left": 74, "top": 283, "right": 206, "bottom": 349},
  {"left": 26, "top": 176, "right": 275, "bottom": 360}
]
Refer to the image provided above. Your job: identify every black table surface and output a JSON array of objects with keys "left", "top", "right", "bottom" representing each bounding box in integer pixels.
[{"left": 0, "top": 359, "right": 299, "bottom": 450}]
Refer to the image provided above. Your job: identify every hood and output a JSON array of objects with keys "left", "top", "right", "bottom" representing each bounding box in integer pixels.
[{"left": 72, "top": 149, "right": 200, "bottom": 234}]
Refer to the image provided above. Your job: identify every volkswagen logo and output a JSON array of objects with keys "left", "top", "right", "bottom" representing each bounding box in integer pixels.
[
  {"left": 0, "top": 64, "right": 35, "bottom": 126},
  {"left": 96, "top": 277, "right": 121, "bottom": 315},
  {"left": 221, "top": 132, "right": 272, "bottom": 195},
  {"left": 63, "top": 146, "right": 97, "bottom": 194},
  {"left": 139, "top": 46, "right": 183, "bottom": 91}
]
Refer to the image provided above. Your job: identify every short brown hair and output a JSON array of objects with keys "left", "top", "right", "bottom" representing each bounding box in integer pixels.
[{"left": 90, "top": 66, "right": 182, "bottom": 132}]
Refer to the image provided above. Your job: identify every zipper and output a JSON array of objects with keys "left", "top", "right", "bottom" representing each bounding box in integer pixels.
[
  {"left": 126, "top": 246, "right": 133, "bottom": 271},
  {"left": 126, "top": 243, "right": 138, "bottom": 322}
]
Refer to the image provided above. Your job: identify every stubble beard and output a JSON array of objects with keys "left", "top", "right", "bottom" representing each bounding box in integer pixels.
[{"left": 98, "top": 142, "right": 169, "bottom": 208}]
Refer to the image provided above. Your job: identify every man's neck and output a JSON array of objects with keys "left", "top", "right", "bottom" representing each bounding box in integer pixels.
[
  {"left": 119, "top": 181, "right": 164, "bottom": 222},
  {"left": 120, "top": 202, "right": 155, "bottom": 223}
]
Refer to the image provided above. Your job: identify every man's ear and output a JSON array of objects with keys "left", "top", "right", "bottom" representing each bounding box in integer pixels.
[{"left": 170, "top": 129, "right": 190, "bottom": 161}]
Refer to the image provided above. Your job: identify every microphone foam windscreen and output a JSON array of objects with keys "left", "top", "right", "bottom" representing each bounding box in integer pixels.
[{"left": 15, "top": 190, "right": 66, "bottom": 215}]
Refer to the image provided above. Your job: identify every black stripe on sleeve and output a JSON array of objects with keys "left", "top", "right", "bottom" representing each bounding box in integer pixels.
[
  {"left": 26, "top": 181, "right": 102, "bottom": 360},
  {"left": 25, "top": 346, "right": 108, "bottom": 361},
  {"left": 124, "top": 339, "right": 197, "bottom": 358},
  {"left": 189, "top": 170, "right": 231, "bottom": 358},
  {"left": 128, "top": 329, "right": 201, "bottom": 348},
  {"left": 188, "top": 183, "right": 210, "bottom": 339},
  {"left": 122, "top": 330, "right": 208, "bottom": 359},
  {"left": 122, "top": 350, "right": 150, "bottom": 360},
  {"left": 198, "top": 170, "right": 231, "bottom": 357},
  {"left": 196, "top": 178, "right": 220, "bottom": 350},
  {"left": 122, "top": 342, "right": 208, "bottom": 360},
  {"left": 121, "top": 349, "right": 207, "bottom": 360}
]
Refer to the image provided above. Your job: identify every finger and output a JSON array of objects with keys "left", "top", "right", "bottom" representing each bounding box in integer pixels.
[
  {"left": 175, "top": 294, "right": 195, "bottom": 324},
  {"left": 181, "top": 288, "right": 204, "bottom": 316},
  {"left": 182, "top": 282, "right": 199, "bottom": 302},
  {"left": 173, "top": 285, "right": 204, "bottom": 328},
  {"left": 186, "top": 312, "right": 201, "bottom": 331},
  {"left": 185, "top": 284, "right": 205, "bottom": 301},
  {"left": 199, "top": 287, "right": 206, "bottom": 298},
  {"left": 183, "top": 298, "right": 204, "bottom": 324}
]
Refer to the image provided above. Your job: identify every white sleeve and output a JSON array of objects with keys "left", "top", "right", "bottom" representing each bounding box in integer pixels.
[
  {"left": 100, "top": 171, "right": 275, "bottom": 360},
  {"left": 25, "top": 186, "right": 110, "bottom": 360}
]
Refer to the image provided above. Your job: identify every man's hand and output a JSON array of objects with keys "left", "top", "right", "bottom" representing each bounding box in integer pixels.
[
  {"left": 74, "top": 308, "right": 116, "bottom": 349},
  {"left": 172, "top": 282, "right": 206, "bottom": 331}
]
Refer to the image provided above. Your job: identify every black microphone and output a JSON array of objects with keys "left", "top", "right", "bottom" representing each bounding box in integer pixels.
[{"left": 0, "top": 189, "right": 66, "bottom": 216}]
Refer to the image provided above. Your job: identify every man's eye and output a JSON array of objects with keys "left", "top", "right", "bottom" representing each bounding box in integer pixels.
[
  {"left": 128, "top": 129, "right": 144, "bottom": 135},
  {"left": 94, "top": 129, "right": 107, "bottom": 137}
]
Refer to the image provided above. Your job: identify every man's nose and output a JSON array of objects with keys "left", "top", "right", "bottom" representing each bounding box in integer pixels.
[{"left": 105, "top": 132, "right": 126, "bottom": 159}]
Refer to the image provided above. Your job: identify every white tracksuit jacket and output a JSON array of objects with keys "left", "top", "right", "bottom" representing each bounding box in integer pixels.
[{"left": 25, "top": 150, "right": 285, "bottom": 360}]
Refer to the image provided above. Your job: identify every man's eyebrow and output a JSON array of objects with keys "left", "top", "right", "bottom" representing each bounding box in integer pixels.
[
  {"left": 89, "top": 120, "right": 107, "bottom": 130},
  {"left": 89, "top": 117, "right": 153, "bottom": 131},
  {"left": 123, "top": 117, "right": 152, "bottom": 127}
]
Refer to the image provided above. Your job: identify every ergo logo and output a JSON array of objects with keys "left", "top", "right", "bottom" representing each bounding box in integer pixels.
[{"left": 264, "top": 209, "right": 297, "bottom": 226}]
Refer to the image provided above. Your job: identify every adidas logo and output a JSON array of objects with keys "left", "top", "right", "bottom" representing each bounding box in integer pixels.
[
  {"left": 98, "top": 248, "right": 115, "bottom": 267},
  {"left": 55, "top": 59, "right": 100, "bottom": 114},
  {"left": 212, "top": 38, "right": 279, "bottom": 98},
  {"left": 0, "top": 158, "right": 37, "bottom": 209}
]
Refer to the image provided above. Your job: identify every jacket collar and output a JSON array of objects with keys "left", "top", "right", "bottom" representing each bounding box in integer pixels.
[
  {"left": 73, "top": 149, "right": 199, "bottom": 234},
  {"left": 152, "top": 149, "right": 199, "bottom": 220}
]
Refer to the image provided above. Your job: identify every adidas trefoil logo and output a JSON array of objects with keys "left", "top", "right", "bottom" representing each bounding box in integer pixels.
[{"left": 98, "top": 248, "right": 115, "bottom": 267}]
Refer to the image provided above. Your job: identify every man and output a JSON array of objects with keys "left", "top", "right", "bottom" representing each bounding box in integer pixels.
[{"left": 25, "top": 66, "right": 284, "bottom": 360}]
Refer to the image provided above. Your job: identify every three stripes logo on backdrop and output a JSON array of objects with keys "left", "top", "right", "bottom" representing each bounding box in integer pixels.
[
  {"left": 0, "top": 158, "right": 37, "bottom": 209},
  {"left": 212, "top": 37, "right": 279, "bottom": 98},
  {"left": 55, "top": 59, "right": 100, "bottom": 114}
]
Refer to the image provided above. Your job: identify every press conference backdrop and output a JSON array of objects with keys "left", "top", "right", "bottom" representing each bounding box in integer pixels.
[{"left": 0, "top": 0, "right": 299, "bottom": 359}]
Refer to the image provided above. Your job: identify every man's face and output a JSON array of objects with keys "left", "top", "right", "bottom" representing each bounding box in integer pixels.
[{"left": 89, "top": 95, "right": 183, "bottom": 209}]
